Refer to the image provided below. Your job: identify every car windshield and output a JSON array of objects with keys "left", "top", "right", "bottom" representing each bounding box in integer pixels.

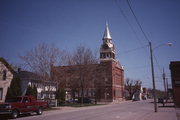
[{"left": 5, "top": 97, "right": 22, "bottom": 103}]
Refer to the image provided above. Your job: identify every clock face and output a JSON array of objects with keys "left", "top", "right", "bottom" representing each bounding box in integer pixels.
[{"left": 103, "top": 44, "right": 109, "bottom": 49}]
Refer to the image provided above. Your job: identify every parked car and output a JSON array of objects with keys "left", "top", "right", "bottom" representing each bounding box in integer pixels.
[
  {"left": 158, "top": 98, "right": 164, "bottom": 103},
  {"left": 158, "top": 97, "right": 165, "bottom": 106},
  {"left": 0, "top": 96, "right": 47, "bottom": 119},
  {"left": 66, "top": 99, "right": 74, "bottom": 103},
  {"left": 77, "top": 98, "right": 94, "bottom": 104}
]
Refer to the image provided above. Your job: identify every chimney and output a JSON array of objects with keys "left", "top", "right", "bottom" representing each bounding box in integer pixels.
[{"left": 18, "top": 68, "right": 21, "bottom": 73}]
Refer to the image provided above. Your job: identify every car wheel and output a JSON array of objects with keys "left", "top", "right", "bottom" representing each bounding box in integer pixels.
[
  {"left": 11, "top": 109, "right": 19, "bottom": 119},
  {"left": 36, "top": 107, "right": 43, "bottom": 115}
]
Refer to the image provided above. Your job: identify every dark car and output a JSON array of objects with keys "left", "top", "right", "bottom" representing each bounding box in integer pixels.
[
  {"left": 158, "top": 97, "right": 165, "bottom": 106},
  {"left": 66, "top": 99, "right": 74, "bottom": 103},
  {"left": 158, "top": 98, "right": 164, "bottom": 103},
  {"left": 77, "top": 98, "right": 93, "bottom": 104}
]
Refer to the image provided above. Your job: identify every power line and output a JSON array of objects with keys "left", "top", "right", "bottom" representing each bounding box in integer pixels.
[
  {"left": 153, "top": 54, "right": 163, "bottom": 73},
  {"left": 125, "top": 0, "right": 163, "bottom": 75},
  {"left": 114, "top": 0, "right": 149, "bottom": 55},
  {"left": 118, "top": 45, "right": 148, "bottom": 55},
  {"left": 115, "top": 0, "right": 164, "bottom": 84},
  {"left": 126, "top": 0, "right": 150, "bottom": 43},
  {"left": 124, "top": 65, "right": 149, "bottom": 69},
  {"left": 114, "top": 0, "right": 151, "bottom": 81}
]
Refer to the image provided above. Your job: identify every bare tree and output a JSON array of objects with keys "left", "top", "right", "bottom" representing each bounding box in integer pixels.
[
  {"left": 125, "top": 78, "right": 142, "bottom": 100},
  {"left": 50, "top": 45, "right": 98, "bottom": 104},
  {"left": 19, "top": 43, "right": 60, "bottom": 100},
  {"left": 71, "top": 46, "right": 98, "bottom": 104},
  {"left": 54, "top": 46, "right": 98, "bottom": 104}
]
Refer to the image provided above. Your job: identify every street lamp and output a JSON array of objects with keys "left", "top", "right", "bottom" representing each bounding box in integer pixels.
[
  {"left": 149, "top": 42, "right": 172, "bottom": 112},
  {"left": 153, "top": 43, "right": 172, "bottom": 50}
]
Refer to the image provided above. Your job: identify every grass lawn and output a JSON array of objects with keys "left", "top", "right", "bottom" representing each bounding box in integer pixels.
[
  {"left": 45, "top": 103, "right": 106, "bottom": 111},
  {"left": 44, "top": 107, "right": 61, "bottom": 111},
  {"left": 60, "top": 103, "right": 105, "bottom": 107}
]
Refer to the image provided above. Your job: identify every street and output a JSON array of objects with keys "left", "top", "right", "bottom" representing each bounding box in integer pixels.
[{"left": 1, "top": 100, "right": 177, "bottom": 120}]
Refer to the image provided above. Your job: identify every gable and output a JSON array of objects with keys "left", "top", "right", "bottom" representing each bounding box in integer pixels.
[{"left": 0, "top": 57, "right": 14, "bottom": 74}]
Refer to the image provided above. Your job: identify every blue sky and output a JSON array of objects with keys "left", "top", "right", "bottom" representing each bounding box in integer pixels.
[{"left": 0, "top": 0, "right": 180, "bottom": 90}]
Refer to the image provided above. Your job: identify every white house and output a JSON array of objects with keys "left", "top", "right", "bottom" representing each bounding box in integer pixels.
[
  {"left": 17, "top": 69, "right": 57, "bottom": 100},
  {"left": 132, "top": 87, "right": 147, "bottom": 101},
  {"left": 0, "top": 58, "right": 14, "bottom": 102}
]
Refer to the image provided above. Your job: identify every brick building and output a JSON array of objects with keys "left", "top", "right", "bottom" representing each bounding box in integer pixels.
[
  {"left": 170, "top": 61, "right": 180, "bottom": 107},
  {"left": 53, "top": 24, "right": 124, "bottom": 103}
]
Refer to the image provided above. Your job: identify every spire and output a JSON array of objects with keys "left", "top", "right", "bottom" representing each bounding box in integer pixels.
[
  {"left": 103, "top": 23, "right": 112, "bottom": 40},
  {"left": 100, "top": 22, "right": 115, "bottom": 62}
]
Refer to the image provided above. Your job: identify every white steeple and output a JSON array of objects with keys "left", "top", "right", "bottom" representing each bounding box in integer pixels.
[
  {"left": 100, "top": 23, "right": 115, "bottom": 62},
  {"left": 103, "top": 23, "right": 112, "bottom": 40}
]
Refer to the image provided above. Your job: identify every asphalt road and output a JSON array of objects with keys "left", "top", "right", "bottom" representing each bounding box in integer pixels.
[{"left": 1, "top": 100, "right": 176, "bottom": 120}]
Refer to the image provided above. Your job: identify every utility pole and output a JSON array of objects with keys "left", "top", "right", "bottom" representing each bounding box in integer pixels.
[
  {"left": 148, "top": 42, "right": 171, "bottom": 112},
  {"left": 163, "top": 68, "right": 167, "bottom": 96},
  {"left": 149, "top": 42, "right": 157, "bottom": 112},
  {"left": 166, "top": 78, "right": 169, "bottom": 100}
]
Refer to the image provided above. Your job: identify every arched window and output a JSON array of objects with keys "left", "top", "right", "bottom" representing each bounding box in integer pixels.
[
  {"left": 3, "top": 70, "right": 7, "bottom": 80},
  {"left": 103, "top": 53, "right": 106, "bottom": 58}
]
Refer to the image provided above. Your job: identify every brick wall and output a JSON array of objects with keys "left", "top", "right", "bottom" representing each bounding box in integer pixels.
[
  {"left": 170, "top": 61, "right": 180, "bottom": 107},
  {"left": 53, "top": 60, "right": 124, "bottom": 103}
]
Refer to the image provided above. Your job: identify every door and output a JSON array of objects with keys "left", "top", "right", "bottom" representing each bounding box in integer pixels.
[{"left": 22, "top": 97, "right": 33, "bottom": 112}]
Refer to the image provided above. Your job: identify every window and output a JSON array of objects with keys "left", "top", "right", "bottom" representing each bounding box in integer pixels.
[
  {"left": 3, "top": 70, "right": 7, "bottom": 80},
  {"left": 0, "top": 88, "right": 3, "bottom": 100},
  {"left": 23, "top": 97, "right": 29, "bottom": 103},
  {"left": 5, "top": 97, "right": 22, "bottom": 103}
]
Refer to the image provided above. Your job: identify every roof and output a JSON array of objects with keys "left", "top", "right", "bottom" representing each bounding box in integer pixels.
[
  {"left": 116, "top": 60, "right": 124, "bottom": 70},
  {"left": 170, "top": 61, "right": 180, "bottom": 64},
  {"left": 17, "top": 71, "right": 41, "bottom": 82},
  {"left": 170, "top": 61, "right": 180, "bottom": 69},
  {"left": 17, "top": 70, "right": 56, "bottom": 84},
  {"left": 53, "top": 64, "right": 99, "bottom": 72},
  {"left": 0, "top": 57, "right": 14, "bottom": 73},
  {"left": 103, "top": 23, "right": 112, "bottom": 40}
]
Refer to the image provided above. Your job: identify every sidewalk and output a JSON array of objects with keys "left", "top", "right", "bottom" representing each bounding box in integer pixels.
[
  {"left": 176, "top": 108, "right": 180, "bottom": 120},
  {"left": 47, "top": 101, "right": 179, "bottom": 120},
  {"left": 146, "top": 106, "right": 176, "bottom": 120},
  {"left": 141, "top": 102, "right": 177, "bottom": 120}
]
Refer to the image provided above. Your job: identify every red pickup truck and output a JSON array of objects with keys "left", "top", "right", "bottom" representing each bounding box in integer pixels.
[{"left": 0, "top": 96, "right": 47, "bottom": 119}]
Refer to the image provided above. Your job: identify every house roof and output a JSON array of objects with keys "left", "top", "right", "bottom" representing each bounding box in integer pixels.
[
  {"left": 0, "top": 57, "right": 14, "bottom": 73},
  {"left": 17, "top": 70, "right": 41, "bottom": 82},
  {"left": 17, "top": 70, "right": 56, "bottom": 84}
]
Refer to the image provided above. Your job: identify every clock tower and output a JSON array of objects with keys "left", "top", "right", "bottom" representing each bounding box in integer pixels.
[
  {"left": 100, "top": 23, "right": 115, "bottom": 62},
  {"left": 99, "top": 23, "right": 124, "bottom": 103}
]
